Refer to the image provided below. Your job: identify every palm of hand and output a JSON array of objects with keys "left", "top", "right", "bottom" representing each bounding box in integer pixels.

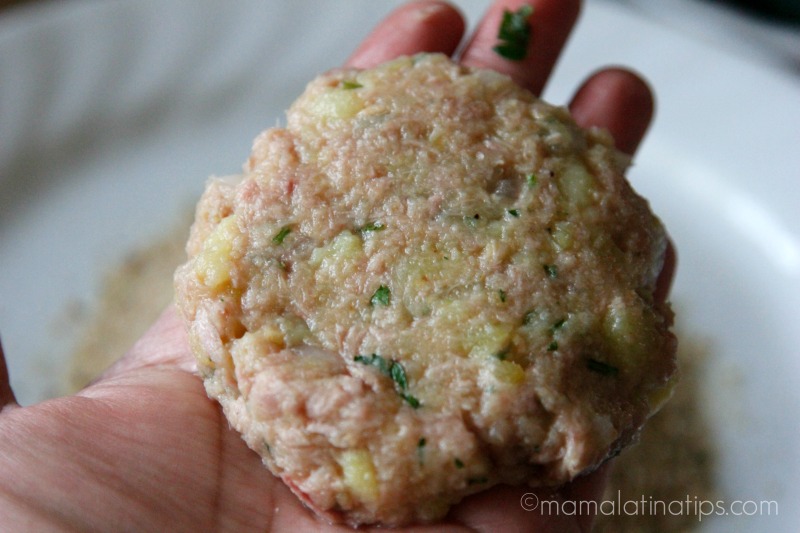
[{"left": 4, "top": 312, "right": 589, "bottom": 532}]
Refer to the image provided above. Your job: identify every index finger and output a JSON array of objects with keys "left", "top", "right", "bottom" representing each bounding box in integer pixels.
[
  {"left": 0, "top": 339, "right": 18, "bottom": 409},
  {"left": 346, "top": 0, "right": 466, "bottom": 68},
  {"left": 460, "top": 0, "right": 581, "bottom": 95}
]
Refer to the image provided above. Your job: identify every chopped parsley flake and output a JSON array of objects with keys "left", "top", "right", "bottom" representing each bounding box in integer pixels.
[
  {"left": 526, "top": 172, "right": 537, "bottom": 186},
  {"left": 359, "top": 221, "right": 385, "bottom": 234},
  {"left": 543, "top": 264, "right": 558, "bottom": 278},
  {"left": 370, "top": 285, "right": 391, "bottom": 306},
  {"left": 586, "top": 358, "right": 619, "bottom": 377},
  {"left": 494, "top": 5, "right": 534, "bottom": 61},
  {"left": 454, "top": 458, "right": 465, "bottom": 469},
  {"left": 272, "top": 225, "right": 292, "bottom": 244},
  {"left": 498, "top": 289, "right": 507, "bottom": 302},
  {"left": 494, "top": 348, "right": 510, "bottom": 361},
  {"left": 354, "top": 353, "right": 420, "bottom": 408},
  {"left": 354, "top": 353, "right": 391, "bottom": 374},
  {"left": 507, "top": 208, "right": 520, "bottom": 217},
  {"left": 547, "top": 341, "right": 558, "bottom": 352},
  {"left": 552, "top": 318, "right": 567, "bottom": 330},
  {"left": 340, "top": 80, "right": 363, "bottom": 89},
  {"left": 390, "top": 361, "right": 408, "bottom": 390},
  {"left": 402, "top": 393, "right": 421, "bottom": 409}
]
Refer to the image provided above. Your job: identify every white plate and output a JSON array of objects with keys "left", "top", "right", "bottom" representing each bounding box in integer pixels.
[{"left": 1, "top": 1, "right": 798, "bottom": 531}]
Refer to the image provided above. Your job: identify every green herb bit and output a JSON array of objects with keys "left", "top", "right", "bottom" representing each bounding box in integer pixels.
[
  {"left": 272, "top": 225, "right": 292, "bottom": 245},
  {"left": 370, "top": 285, "right": 391, "bottom": 306},
  {"left": 359, "top": 221, "right": 385, "bottom": 234},
  {"left": 340, "top": 80, "right": 363, "bottom": 90},
  {"left": 494, "top": 347, "right": 510, "bottom": 361},
  {"left": 354, "top": 353, "right": 391, "bottom": 375},
  {"left": 402, "top": 393, "right": 421, "bottom": 409},
  {"left": 547, "top": 341, "right": 558, "bottom": 352},
  {"left": 467, "top": 476, "right": 489, "bottom": 485},
  {"left": 498, "top": 289, "right": 507, "bottom": 303},
  {"left": 417, "top": 437, "right": 427, "bottom": 463},
  {"left": 586, "top": 358, "right": 619, "bottom": 377},
  {"left": 552, "top": 318, "right": 566, "bottom": 330},
  {"left": 507, "top": 208, "right": 520, "bottom": 218},
  {"left": 543, "top": 264, "right": 558, "bottom": 278},
  {"left": 354, "top": 354, "right": 420, "bottom": 407},
  {"left": 526, "top": 172, "right": 537, "bottom": 187},
  {"left": 494, "top": 5, "right": 534, "bottom": 61},
  {"left": 454, "top": 458, "right": 465, "bottom": 469},
  {"left": 390, "top": 361, "right": 409, "bottom": 390}
]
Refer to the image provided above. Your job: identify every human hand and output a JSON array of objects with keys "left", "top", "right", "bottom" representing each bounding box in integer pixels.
[{"left": 0, "top": 1, "right": 671, "bottom": 531}]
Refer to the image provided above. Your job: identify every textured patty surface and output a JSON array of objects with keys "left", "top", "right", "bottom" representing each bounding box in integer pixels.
[{"left": 174, "top": 53, "right": 677, "bottom": 526}]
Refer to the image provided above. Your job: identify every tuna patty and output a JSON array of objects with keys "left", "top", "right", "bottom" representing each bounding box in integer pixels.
[{"left": 174, "top": 53, "right": 676, "bottom": 527}]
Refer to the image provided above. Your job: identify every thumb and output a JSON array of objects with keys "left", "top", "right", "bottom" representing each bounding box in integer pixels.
[
  {"left": 94, "top": 305, "right": 196, "bottom": 383},
  {"left": 0, "top": 335, "right": 18, "bottom": 408}
]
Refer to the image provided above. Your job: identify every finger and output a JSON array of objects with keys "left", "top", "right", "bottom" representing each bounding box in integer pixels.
[
  {"left": 654, "top": 238, "right": 677, "bottom": 305},
  {"left": 460, "top": 0, "right": 581, "bottom": 95},
  {"left": 448, "top": 466, "right": 609, "bottom": 532},
  {"left": 569, "top": 67, "right": 654, "bottom": 156},
  {"left": 346, "top": 0, "right": 466, "bottom": 69},
  {"left": 567, "top": 68, "right": 676, "bottom": 300},
  {"left": 94, "top": 306, "right": 196, "bottom": 383},
  {"left": 560, "top": 463, "right": 612, "bottom": 533},
  {"left": 0, "top": 336, "right": 18, "bottom": 408},
  {"left": 449, "top": 483, "right": 584, "bottom": 532}
]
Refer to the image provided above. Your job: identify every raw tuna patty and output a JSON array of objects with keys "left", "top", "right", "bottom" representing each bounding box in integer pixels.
[{"left": 174, "top": 53, "right": 677, "bottom": 527}]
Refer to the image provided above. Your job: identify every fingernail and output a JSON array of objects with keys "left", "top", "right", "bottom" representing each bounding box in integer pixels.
[{"left": 414, "top": 1, "right": 449, "bottom": 20}]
